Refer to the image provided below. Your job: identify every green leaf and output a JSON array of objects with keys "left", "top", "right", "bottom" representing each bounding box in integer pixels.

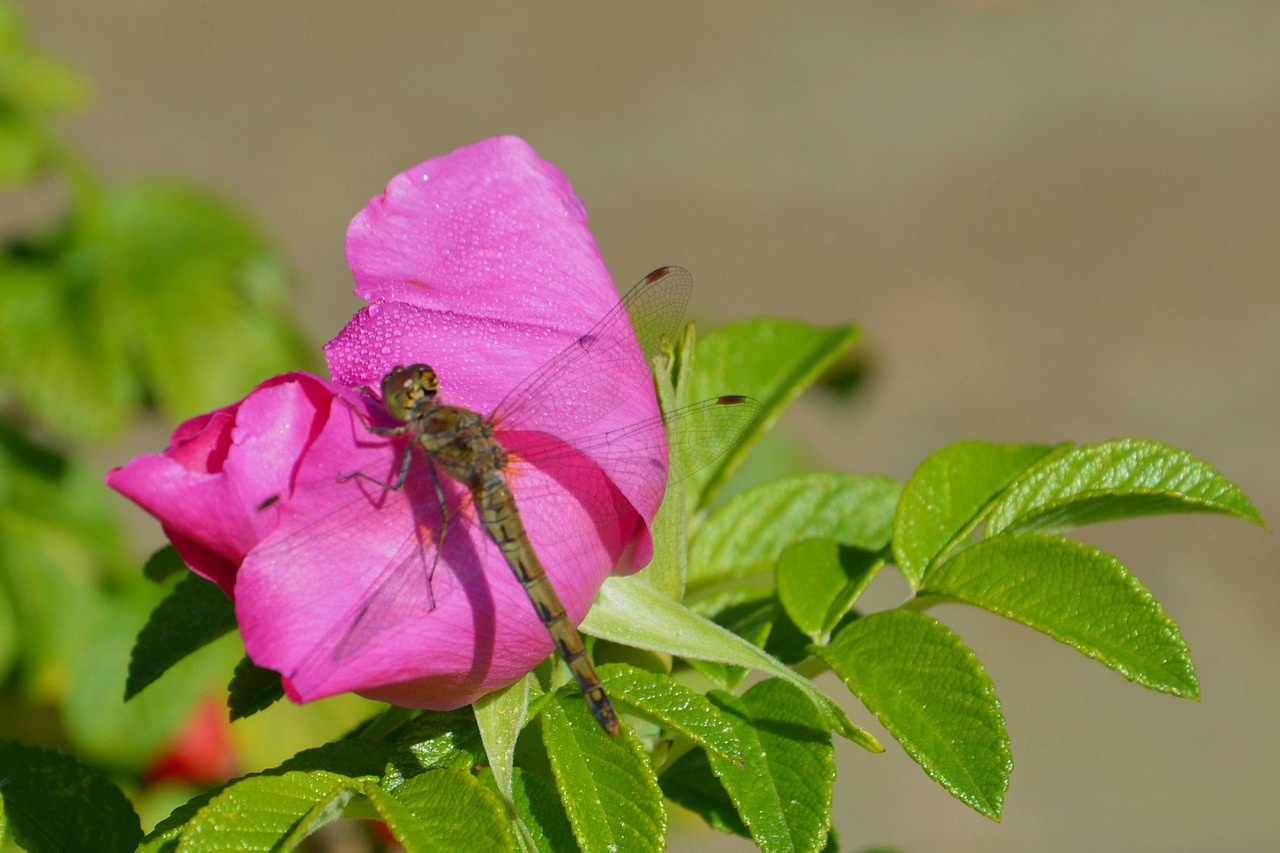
[
  {"left": 686, "top": 593, "right": 776, "bottom": 689},
  {"left": 542, "top": 691, "right": 667, "bottom": 853},
  {"left": 776, "top": 539, "right": 883, "bottom": 641},
  {"left": 125, "top": 573, "right": 236, "bottom": 700},
  {"left": 894, "top": 441, "right": 1061, "bottom": 588},
  {"left": 1, "top": 182, "right": 310, "bottom": 440},
  {"left": 0, "top": 423, "right": 131, "bottom": 691},
  {"left": 817, "top": 610, "right": 1010, "bottom": 819},
  {"left": 227, "top": 656, "right": 286, "bottom": 721},
  {"left": 689, "top": 317, "right": 860, "bottom": 506},
  {"left": 97, "top": 182, "right": 310, "bottom": 423},
  {"left": 659, "top": 748, "right": 746, "bottom": 837},
  {"left": 597, "top": 663, "right": 743, "bottom": 764},
  {"left": 705, "top": 680, "right": 836, "bottom": 853},
  {"left": 582, "top": 576, "right": 881, "bottom": 752},
  {"left": 143, "top": 545, "right": 188, "bottom": 583},
  {"left": 277, "top": 739, "right": 398, "bottom": 778},
  {"left": 0, "top": 5, "right": 86, "bottom": 185},
  {"left": 139, "top": 742, "right": 391, "bottom": 853},
  {"left": 922, "top": 533, "right": 1198, "bottom": 697},
  {"left": 373, "top": 769, "right": 514, "bottom": 853},
  {"left": 474, "top": 673, "right": 531, "bottom": 802},
  {"left": 0, "top": 739, "right": 142, "bottom": 853},
  {"left": 64, "top": 585, "right": 238, "bottom": 768},
  {"left": 383, "top": 710, "right": 486, "bottom": 789},
  {"left": 505, "top": 767, "right": 577, "bottom": 853},
  {"left": 176, "top": 770, "right": 361, "bottom": 851},
  {"left": 645, "top": 323, "right": 692, "bottom": 599},
  {"left": 688, "top": 472, "right": 900, "bottom": 593},
  {"left": 987, "top": 439, "right": 1265, "bottom": 535}
]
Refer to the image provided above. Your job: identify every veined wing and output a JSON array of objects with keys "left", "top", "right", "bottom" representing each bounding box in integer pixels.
[
  {"left": 505, "top": 394, "right": 763, "bottom": 522},
  {"left": 245, "top": 437, "right": 460, "bottom": 696},
  {"left": 489, "top": 266, "right": 692, "bottom": 438},
  {"left": 248, "top": 393, "right": 760, "bottom": 696}
]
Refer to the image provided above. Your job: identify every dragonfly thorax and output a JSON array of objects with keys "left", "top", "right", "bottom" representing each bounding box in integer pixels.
[{"left": 381, "top": 364, "right": 440, "bottom": 421}]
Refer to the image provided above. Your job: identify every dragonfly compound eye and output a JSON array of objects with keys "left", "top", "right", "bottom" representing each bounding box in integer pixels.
[{"left": 381, "top": 364, "right": 440, "bottom": 419}]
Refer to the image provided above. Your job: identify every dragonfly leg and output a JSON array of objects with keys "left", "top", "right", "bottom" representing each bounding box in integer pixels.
[{"left": 339, "top": 442, "right": 414, "bottom": 492}]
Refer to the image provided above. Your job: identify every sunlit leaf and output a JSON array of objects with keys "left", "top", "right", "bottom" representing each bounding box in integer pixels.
[
  {"left": 705, "top": 680, "right": 835, "bottom": 853},
  {"left": 817, "top": 610, "right": 1010, "bottom": 819},
  {"left": 894, "top": 441, "right": 1060, "bottom": 588},
  {"left": 776, "top": 539, "right": 883, "bottom": 641},
  {"left": 688, "top": 472, "right": 899, "bottom": 593},
  {"left": 922, "top": 533, "right": 1198, "bottom": 697},
  {"left": 582, "top": 576, "right": 880, "bottom": 751},
  {"left": 542, "top": 692, "right": 666, "bottom": 852},
  {"left": 988, "top": 439, "right": 1264, "bottom": 535}
]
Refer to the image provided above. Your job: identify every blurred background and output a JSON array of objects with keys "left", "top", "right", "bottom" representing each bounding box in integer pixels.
[{"left": 12, "top": 1, "right": 1280, "bottom": 850}]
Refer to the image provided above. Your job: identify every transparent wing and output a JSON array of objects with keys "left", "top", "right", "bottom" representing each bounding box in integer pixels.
[
  {"left": 251, "top": 394, "right": 761, "bottom": 688},
  {"left": 246, "top": 441, "right": 456, "bottom": 690},
  {"left": 490, "top": 266, "right": 692, "bottom": 437},
  {"left": 253, "top": 267, "right": 760, "bottom": 690},
  {"left": 508, "top": 394, "right": 763, "bottom": 516}
]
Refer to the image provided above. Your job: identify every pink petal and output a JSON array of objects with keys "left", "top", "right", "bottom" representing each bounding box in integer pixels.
[
  {"left": 234, "top": 402, "right": 631, "bottom": 707},
  {"left": 105, "top": 373, "right": 345, "bottom": 595},
  {"left": 110, "top": 137, "right": 672, "bottom": 714},
  {"left": 330, "top": 136, "right": 621, "bottom": 398}
]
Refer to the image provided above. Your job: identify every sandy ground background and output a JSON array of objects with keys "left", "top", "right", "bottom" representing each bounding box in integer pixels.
[{"left": 24, "top": 2, "right": 1279, "bottom": 850}]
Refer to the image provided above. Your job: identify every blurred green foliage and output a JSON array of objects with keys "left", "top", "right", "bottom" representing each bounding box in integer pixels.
[{"left": 0, "top": 2, "right": 360, "bottom": 825}]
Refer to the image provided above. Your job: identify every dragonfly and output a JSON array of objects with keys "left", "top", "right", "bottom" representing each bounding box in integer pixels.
[{"left": 254, "top": 267, "right": 760, "bottom": 736}]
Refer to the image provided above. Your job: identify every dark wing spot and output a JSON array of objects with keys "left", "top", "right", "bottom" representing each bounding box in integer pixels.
[{"left": 717, "top": 395, "right": 748, "bottom": 405}]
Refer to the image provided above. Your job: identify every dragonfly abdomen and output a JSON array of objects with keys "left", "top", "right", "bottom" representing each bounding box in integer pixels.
[{"left": 475, "top": 471, "right": 621, "bottom": 737}]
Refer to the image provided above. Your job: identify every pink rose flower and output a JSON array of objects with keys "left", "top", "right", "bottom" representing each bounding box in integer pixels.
[{"left": 108, "top": 136, "right": 666, "bottom": 711}]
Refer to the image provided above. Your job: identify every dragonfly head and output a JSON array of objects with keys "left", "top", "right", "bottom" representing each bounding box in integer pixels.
[{"left": 381, "top": 364, "right": 440, "bottom": 420}]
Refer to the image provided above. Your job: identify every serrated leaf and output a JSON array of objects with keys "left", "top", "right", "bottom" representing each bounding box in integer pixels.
[
  {"left": 506, "top": 767, "right": 577, "bottom": 853},
  {"left": 64, "top": 584, "right": 238, "bottom": 768},
  {"left": 689, "top": 318, "right": 860, "bottom": 506},
  {"left": 143, "top": 545, "right": 188, "bottom": 583},
  {"left": 373, "top": 769, "right": 514, "bottom": 853},
  {"left": 125, "top": 573, "right": 236, "bottom": 700},
  {"left": 705, "top": 680, "right": 835, "bottom": 853},
  {"left": 278, "top": 739, "right": 397, "bottom": 777},
  {"left": 894, "top": 441, "right": 1061, "bottom": 587},
  {"left": 139, "top": 741, "right": 391, "bottom": 853},
  {"left": 659, "top": 748, "right": 747, "bottom": 837},
  {"left": 817, "top": 610, "right": 1010, "bottom": 819},
  {"left": 776, "top": 539, "right": 883, "bottom": 641},
  {"left": 475, "top": 673, "right": 531, "bottom": 802},
  {"left": 0, "top": 739, "right": 142, "bottom": 853},
  {"left": 688, "top": 472, "right": 900, "bottom": 593},
  {"left": 227, "top": 655, "right": 286, "bottom": 720},
  {"left": 597, "top": 663, "right": 743, "bottom": 764},
  {"left": 382, "top": 710, "right": 486, "bottom": 790},
  {"left": 176, "top": 770, "right": 360, "bottom": 851},
  {"left": 987, "top": 439, "right": 1265, "bottom": 535},
  {"left": 922, "top": 533, "right": 1198, "bottom": 697},
  {"left": 582, "top": 575, "right": 880, "bottom": 751},
  {"left": 542, "top": 692, "right": 667, "bottom": 853}
]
